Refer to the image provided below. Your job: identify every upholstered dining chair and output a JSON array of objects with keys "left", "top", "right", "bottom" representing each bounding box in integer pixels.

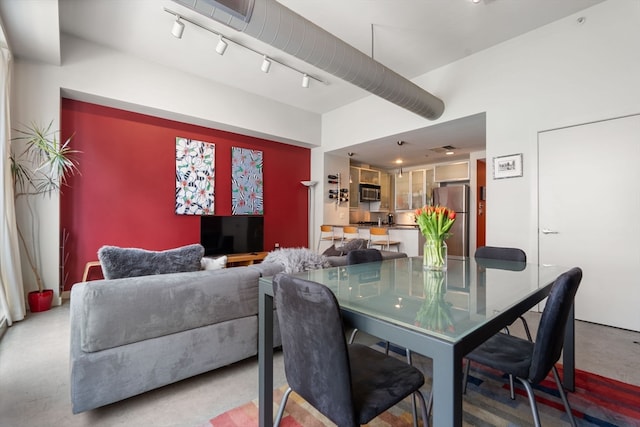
[
  {"left": 345, "top": 249, "right": 384, "bottom": 347},
  {"left": 273, "top": 273, "right": 430, "bottom": 427},
  {"left": 462, "top": 267, "right": 582, "bottom": 427},
  {"left": 345, "top": 248, "right": 383, "bottom": 265},
  {"left": 475, "top": 246, "right": 532, "bottom": 340},
  {"left": 474, "top": 246, "right": 530, "bottom": 399}
]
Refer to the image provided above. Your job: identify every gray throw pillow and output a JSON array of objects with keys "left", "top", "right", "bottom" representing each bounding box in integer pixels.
[
  {"left": 321, "top": 244, "right": 343, "bottom": 257},
  {"left": 335, "top": 238, "right": 368, "bottom": 254},
  {"left": 98, "top": 244, "right": 205, "bottom": 279}
]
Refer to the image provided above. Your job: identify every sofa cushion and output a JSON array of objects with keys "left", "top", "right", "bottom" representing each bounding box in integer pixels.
[
  {"left": 79, "top": 267, "right": 261, "bottom": 353},
  {"left": 98, "top": 244, "right": 204, "bottom": 279}
]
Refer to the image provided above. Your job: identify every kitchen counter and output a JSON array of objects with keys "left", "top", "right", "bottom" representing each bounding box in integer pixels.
[{"left": 327, "top": 224, "right": 422, "bottom": 256}]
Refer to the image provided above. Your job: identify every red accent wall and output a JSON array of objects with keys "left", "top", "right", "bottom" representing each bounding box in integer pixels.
[{"left": 60, "top": 99, "right": 310, "bottom": 289}]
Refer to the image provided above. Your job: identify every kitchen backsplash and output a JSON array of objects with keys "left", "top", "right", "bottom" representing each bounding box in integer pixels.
[{"left": 349, "top": 210, "right": 416, "bottom": 225}]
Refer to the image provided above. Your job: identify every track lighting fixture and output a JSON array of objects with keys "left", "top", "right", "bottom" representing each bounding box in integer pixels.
[
  {"left": 171, "top": 18, "right": 185, "bottom": 39},
  {"left": 215, "top": 35, "right": 228, "bottom": 55},
  {"left": 261, "top": 55, "right": 271, "bottom": 73},
  {"left": 164, "top": 7, "right": 324, "bottom": 86}
]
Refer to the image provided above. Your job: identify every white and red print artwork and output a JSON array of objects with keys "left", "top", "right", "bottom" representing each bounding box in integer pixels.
[
  {"left": 175, "top": 137, "right": 215, "bottom": 215},
  {"left": 231, "top": 147, "right": 263, "bottom": 215}
]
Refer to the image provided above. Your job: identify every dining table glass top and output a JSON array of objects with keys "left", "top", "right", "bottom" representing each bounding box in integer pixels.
[{"left": 264, "top": 256, "right": 568, "bottom": 343}]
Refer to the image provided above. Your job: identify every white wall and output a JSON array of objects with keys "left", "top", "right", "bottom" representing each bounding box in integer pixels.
[{"left": 319, "top": 0, "right": 640, "bottom": 262}]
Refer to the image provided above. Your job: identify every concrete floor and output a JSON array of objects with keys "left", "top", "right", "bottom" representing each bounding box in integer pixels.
[{"left": 0, "top": 302, "right": 638, "bottom": 427}]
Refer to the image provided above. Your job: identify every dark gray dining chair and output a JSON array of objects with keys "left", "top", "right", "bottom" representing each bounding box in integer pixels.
[
  {"left": 475, "top": 246, "right": 532, "bottom": 340},
  {"left": 272, "top": 273, "right": 430, "bottom": 427},
  {"left": 474, "top": 246, "right": 530, "bottom": 399},
  {"left": 345, "top": 248, "right": 383, "bottom": 265},
  {"left": 462, "top": 267, "right": 582, "bottom": 427},
  {"left": 345, "top": 249, "right": 388, "bottom": 349}
]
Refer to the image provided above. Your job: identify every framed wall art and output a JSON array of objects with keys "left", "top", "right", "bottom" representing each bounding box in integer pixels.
[
  {"left": 493, "top": 153, "right": 523, "bottom": 179},
  {"left": 175, "top": 137, "right": 215, "bottom": 215},
  {"left": 231, "top": 147, "right": 263, "bottom": 215}
]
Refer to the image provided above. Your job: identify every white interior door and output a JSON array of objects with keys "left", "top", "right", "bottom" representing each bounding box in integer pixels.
[{"left": 539, "top": 114, "right": 640, "bottom": 331}]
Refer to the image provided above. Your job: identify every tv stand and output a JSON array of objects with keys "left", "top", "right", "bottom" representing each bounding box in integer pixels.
[{"left": 225, "top": 252, "right": 268, "bottom": 268}]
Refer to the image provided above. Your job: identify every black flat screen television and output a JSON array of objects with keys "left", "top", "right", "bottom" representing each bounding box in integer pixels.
[{"left": 200, "top": 216, "right": 264, "bottom": 256}]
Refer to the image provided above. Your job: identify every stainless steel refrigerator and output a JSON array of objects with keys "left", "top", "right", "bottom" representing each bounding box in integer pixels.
[{"left": 433, "top": 184, "right": 469, "bottom": 257}]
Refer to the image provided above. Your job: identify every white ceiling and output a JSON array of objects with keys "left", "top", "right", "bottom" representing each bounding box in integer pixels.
[{"left": 0, "top": 0, "right": 605, "bottom": 168}]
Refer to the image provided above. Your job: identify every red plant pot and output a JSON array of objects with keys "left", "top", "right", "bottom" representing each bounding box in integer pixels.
[{"left": 28, "top": 289, "right": 54, "bottom": 313}]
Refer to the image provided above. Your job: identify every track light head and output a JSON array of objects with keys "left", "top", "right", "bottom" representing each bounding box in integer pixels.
[
  {"left": 261, "top": 55, "right": 271, "bottom": 73},
  {"left": 171, "top": 18, "right": 185, "bottom": 39},
  {"left": 215, "top": 36, "right": 228, "bottom": 55},
  {"left": 301, "top": 73, "right": 310, "bottom": 88}
]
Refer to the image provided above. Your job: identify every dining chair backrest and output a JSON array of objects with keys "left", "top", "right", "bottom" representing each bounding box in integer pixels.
[
  {"left": 273, "top": 273, "right": 357, "bottom": 426},
  {"left": 529, "top": 267, "right": 582, "bottom": 383},
  {"left": 475, "top": 246, "right": 527, "bottom": 271},
  {"left": 475, "top": 246, "right": 526, "bottom": 262},
  {"left": 346, "top": 248, "right": 383, "bottom": 265}
]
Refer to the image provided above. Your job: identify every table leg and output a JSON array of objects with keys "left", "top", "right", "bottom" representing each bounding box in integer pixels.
[
  {"left": 431, "top": 348, "right": 463, "bottom": 427},
  {"left": 259, "top": 290, "right": 274, "bottom": 427}
]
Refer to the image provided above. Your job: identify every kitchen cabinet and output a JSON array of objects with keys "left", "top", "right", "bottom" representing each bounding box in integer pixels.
[
  {"left": 411, "top": 170, "right": 425, "bottom": 209},
  {"left": 395, "top": 168, "right": 435, "bottom": 211},
  {"left": 379, "top": 172, "right": 390, "bottom": 210},
  {"left": 434, "top": 161, "right": 469, "bottom": 182},
  {"left": 359, "top": 168, "right": 380, "bottom": 184},
  {"left": 349, "top": 166, "right": 360, "bottom": 208},
  {"left": 395, "top": 172, "right": 410, "bottom": 210}
]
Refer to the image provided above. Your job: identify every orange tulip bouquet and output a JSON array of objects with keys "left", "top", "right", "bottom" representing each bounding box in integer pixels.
[{"left": 414, "top": 205, "right": 456, "bottom": 270}]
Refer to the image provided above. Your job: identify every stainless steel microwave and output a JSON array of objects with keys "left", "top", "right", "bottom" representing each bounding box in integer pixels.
[{"left": 359, "top": 183, "right": 381, "bottom": 202}]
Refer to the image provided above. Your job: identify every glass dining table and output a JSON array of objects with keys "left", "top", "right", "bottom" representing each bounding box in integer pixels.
[{"left": 258, "top": 256, "right": 574, "bottom": 427}]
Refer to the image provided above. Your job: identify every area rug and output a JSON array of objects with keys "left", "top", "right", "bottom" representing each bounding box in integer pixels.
[{"left": 204, "top": 346, "right": 640, "bottom": 427}]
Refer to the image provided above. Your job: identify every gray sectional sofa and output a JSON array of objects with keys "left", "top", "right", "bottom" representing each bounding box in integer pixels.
[
  {"left": 69, "top": 246, "right": 406, "bottom": 413},
  {"left": 69, "top": 261, "right": 284, "bottom": 413}
]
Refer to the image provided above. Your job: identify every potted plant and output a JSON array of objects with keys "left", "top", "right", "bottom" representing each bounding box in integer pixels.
[{"left": 10, "top": 121, "right": 79, "bottom": 312}]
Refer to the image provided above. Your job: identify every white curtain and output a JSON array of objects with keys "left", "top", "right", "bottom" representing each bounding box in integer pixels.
[{"left": 0, "top": 44, "right": 26, "bottom": 325}]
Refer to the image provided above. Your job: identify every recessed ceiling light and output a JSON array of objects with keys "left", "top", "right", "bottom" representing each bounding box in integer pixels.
[
  {"left": 395, "top": 159, "right": 403, "bottom": 164},
  {"left": 445, "top": 151, "right": 454, "bottom": 156}
]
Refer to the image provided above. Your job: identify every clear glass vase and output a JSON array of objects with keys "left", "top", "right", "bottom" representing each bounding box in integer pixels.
[{"left": 423, "top": 237, "right": 448, "bottom": 271}]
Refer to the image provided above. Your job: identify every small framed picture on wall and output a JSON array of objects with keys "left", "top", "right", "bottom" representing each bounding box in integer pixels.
[{"left": 493, "top": 153, "right": 523, "bottom": 179}]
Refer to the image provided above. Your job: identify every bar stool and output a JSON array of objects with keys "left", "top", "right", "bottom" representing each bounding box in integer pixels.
[
  {"left": 317, "top": 225, "right": 342, "bottom": 252},
  {"left": 368, "top": 227, "right": 401, "bottom": 252},
  {"left": 341, "top": 226, "right": 360, "bottom": 244}
]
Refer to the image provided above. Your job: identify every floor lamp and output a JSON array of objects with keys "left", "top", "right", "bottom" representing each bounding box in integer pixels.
[{"left": 301, "top": 180, "right": 317, "bottom": 249}]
